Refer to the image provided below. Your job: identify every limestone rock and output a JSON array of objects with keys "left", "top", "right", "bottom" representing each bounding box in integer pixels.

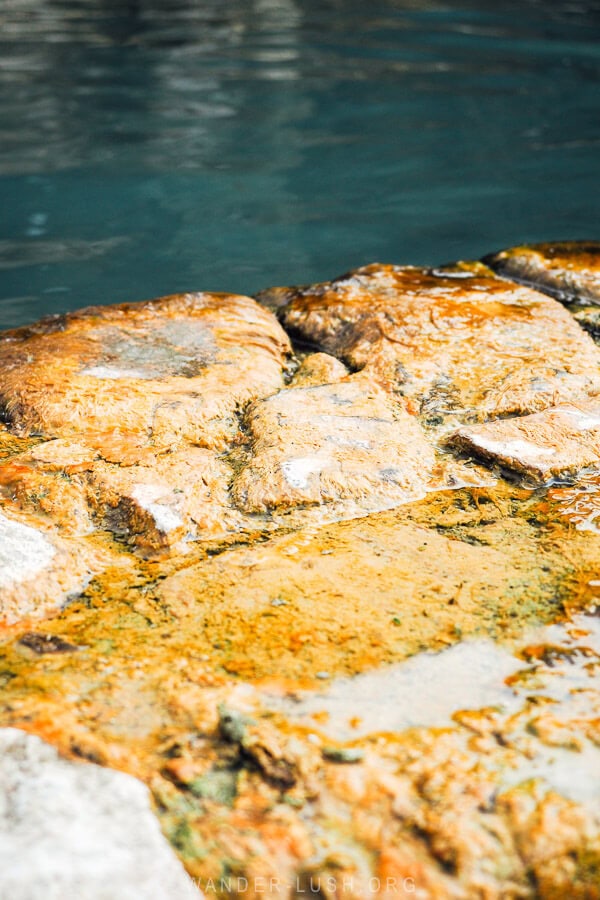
[
  {"left": 0, "top": 292, "right": 291, "bottom": 449},
  {"left": 0, "top": 248, "right": 599, "bottom": 897},
  {"left": 232, "top": 375, "right": 434, "bottom": 514},
  {"left": 0, "top": 506, "right": 105, "bottom": 624},
  {"left": 87, "top": 448, "right": 240, "bottom": 554},
  {"left": 486, "top": 240, "right": 600, "bottom": 305},
  {"left": 0, "top": 728, "right": 201, "bottom": 900},
  {"left": 269, "top": 262, "right": 600, "bottom": 429},
  {"left": 450, "top": 402, "right": 600, "bottom": 480}
]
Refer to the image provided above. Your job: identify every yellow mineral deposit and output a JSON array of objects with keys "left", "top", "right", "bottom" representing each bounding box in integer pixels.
[{"left": 0, "top": 242, "right": 599, "bottom": 897}]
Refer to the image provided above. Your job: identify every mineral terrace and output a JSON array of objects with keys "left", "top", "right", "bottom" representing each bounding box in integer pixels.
[{"left": 1, "top": 241, "right": 599, "bottom": 899}]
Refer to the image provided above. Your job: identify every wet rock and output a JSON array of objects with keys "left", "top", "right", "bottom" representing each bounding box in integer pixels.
[
  {"left": 156, "top": 493, "right": 568, "bottom": 681},
  {"left": 88, "top": 448, "right": 239, "bottom": 554},
  {"left": 0, "top": 292, "right": 291, "bottom": 449},
  {"left": 548, "top": 471, "right": 600, "bottom": 536},
  {"left": 0, "top": 260, "right": 599, "bottom": 896},
  {"left": 0, "top": 506, "right": 104, "bottom": 623},
  {"left": 0, "top": 446, "right": 96, "bottom": 535},
  {"left": 18, "top": 632, "right": 80, "bottom": 654},
  {"left": 573, "top": 305, "right": 600, "bottom": 341},
  {"left": 450, "top": 402, "right": 600, "bottom": 480},
  {"left": 232, "top": 375, "right": 434, "bottom": 513},
  {"left": 486, "top": 240, "right": 600, "bottom": 305},
  {"left": 219, "top": 704, "right": 321, "bottom": 791},
  {"left": 271, "top": 262, "right": 600, "bottom": 428},
  {"left": 497, "top": 783, "right": 598, "bottom": 898},
  {"left": 1, "top": 436, "right": 240, "bottom": 554},
  {"left": 0, "top": 728, "right": 200, "bottom": 899},
  {"left": 290, "top": 352, "right": 349, "bottom": 388},
  {"left": 241, "top": 722, "right": 309, "bottom": 789}
]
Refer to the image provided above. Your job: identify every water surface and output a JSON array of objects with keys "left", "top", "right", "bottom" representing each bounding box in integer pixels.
[{"left": 1, "top": 0, "right": 599, "bottom": 328}]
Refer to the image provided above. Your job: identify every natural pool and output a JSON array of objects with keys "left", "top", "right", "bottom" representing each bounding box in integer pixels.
[{"left": 1, "top": 0, "right": 599, "bottom": 329}]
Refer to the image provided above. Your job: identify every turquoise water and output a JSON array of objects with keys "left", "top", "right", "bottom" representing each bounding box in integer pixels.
[{"left": 0, "top": 0, "right": 599, "bottom": 329}]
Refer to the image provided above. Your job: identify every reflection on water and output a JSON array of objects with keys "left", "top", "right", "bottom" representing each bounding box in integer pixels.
[
  {"left": 550, "top": 472, "right": 600, "bottom": 534},
  {"left": 1, "top": 0, "right": 599, "bottom": 327}
]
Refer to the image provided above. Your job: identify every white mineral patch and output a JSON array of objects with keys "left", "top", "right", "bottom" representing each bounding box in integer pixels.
[
  {"left": 504, "top": 741, "right": 600, "bottom": 809},
  {"left": 474, "top": 437, "right": 555, "bottom": 461},
  {"left": 0, "top": 511, "right": 55, "bottom": 589},
  {"left": 0, "top": 728, "right": 201, "bottom": 900},
  {"left": 80, "top": 365, "right": 150, "bottom": 380},
  {"left": 327, "top": 435, "right": 372, "bottom": 449},
  {"left": 281, "top": 456, "right": 324, "bottom": 489},
  {"left": 130, "top": 484, "right": 183, "bottom": 533},
  {"left": 559, "top": 406, "right": 600, "bottom": 431},
  {"left": 264, "top": 640, "right": 521, "bottom": 740},
  {"left": 263, "top": 619, "right": 600, "bottom": 809}
]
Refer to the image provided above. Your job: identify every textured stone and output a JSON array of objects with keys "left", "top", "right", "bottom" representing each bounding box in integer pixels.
[
  {"left": 267, "top": 262, "right": 600, "bottom": 429},
  {"left": 0, "top": 728, "right": 201, "bottom": 900},
  {"left": 87, "top": 448, "right": 240, "bottom": 554},
  {"left": 0, "top": 251, "right": 599, "bottom": 897},
  {"left": 0, "top": 506, "right": 104, "bottom": 624},
  {"left": 155, "top": 494, "right": 569, "bottom": 681},
  {"left": 232, "top": 375, "right": 435, "bottom": 514},
  {"left": 451, "top": 402, "right": 600, "bottom": 480},
  {"left": 290, "top": 352, "right": 349, "bottom": 388},
  {"left": 486, "top": 240, "right": 600, "bottom": 305},
  {"left": 0, "top": 292, "right": 291, "bottom": 449},
  {"left": 572, "top": 305, "right": 600, "bottom": 342}
]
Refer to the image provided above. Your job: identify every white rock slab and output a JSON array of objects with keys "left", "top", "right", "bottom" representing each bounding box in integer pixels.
[
  {"left": 450, "top": 402, "right": 600, "bottom": 480},
  {"left": 0, "top": 728, "right": 202, "bottom": 900},
  {"left": 0, "top": 510, "right": 56, "bottom": 589}
]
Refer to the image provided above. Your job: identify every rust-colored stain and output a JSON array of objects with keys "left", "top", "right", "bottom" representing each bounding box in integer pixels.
[{"left": 1, "top": 245, "right": 600, "bottom": 897}]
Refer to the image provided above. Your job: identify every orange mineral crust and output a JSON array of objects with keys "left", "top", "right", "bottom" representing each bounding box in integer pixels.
[
  {"left": 486, "top": 240, "right": 600, "bottom": 305},
  {"left": 265, "top": 262, "right": 600, "bottom": 429},
  {"left": 1, "top": 244, "right": 600, "bottom": 898},
  {"left": 0, "top": 291, "right": 292, "bottom": 448}
]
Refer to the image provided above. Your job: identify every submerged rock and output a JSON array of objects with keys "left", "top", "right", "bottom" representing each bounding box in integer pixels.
[
  {"left": 0, "top": 728, "right": 200, "bottom": 899},
  {"left": 486, "top": 240, "right": 600, "bottom": 305},
  {"left": 266, "top": 262, "right": 600, "bottom": 429}
]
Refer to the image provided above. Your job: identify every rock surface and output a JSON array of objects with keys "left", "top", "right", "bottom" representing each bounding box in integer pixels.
[
  {"left": 0, "top": 506, "right": 105, "bottom": 623},
  {"left": 0, "top": 291, "right": 291, "bottom": 448},
  {"left": 486, "top": 240, "right": 600, "bottom": 305},
  {"left": 451, "top": 401, "right": 600, "bottom": 480},
  {"left": 233, "top": 375, "right": 435, "bottom": 514},
  {"left": 1, "top": 244, "right": 600, "bottom": 898},
  {"left": 264, "top": 261, "right": 600, "bottom": 429},
  {"left": 0, "top": 727, "right": 200, "bottom": 900}
]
